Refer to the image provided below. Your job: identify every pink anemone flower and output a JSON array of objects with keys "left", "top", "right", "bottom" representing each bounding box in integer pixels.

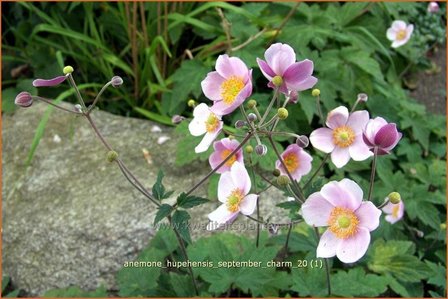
[
  {"left": 275, "top": 144, "right": 312, "bottom": 181},
  {"left": 301, "top": 179, "right": 382, "bottom": 263},
  {"left": 207, "top": 162, "right": 257, "bottom": 230},
  {"left": 382, "top": 199, "right": 405, "bottom": 224},
  {"left": 188, "top": 103, "right": 223, "bottom": 153},
  {"left": 201, "top": 54, "right": 252, "bottom": 116},
  {"left": 256, "top": 43, "right": 317, "bottom": 94},
  {"left": 209, "top": 138, "right": 244, "bottom": 174},
  {"left": 309, "top": 106, "right": 372, "bottom": 168},
  {"left": 363, "top": 116, "right": 402, "bottom": 155},
  {"left": 386, "top": 20, "right": 414, "bottom": 48}
]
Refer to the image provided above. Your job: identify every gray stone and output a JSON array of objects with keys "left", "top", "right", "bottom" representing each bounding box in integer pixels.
[{"left": 2, "top": 102, "right": 289, "bottom": 296}]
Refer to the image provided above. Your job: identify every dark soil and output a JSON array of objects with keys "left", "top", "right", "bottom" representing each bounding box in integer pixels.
[{"left": 410, "top": 44, "right": 446, "bottom": 115}]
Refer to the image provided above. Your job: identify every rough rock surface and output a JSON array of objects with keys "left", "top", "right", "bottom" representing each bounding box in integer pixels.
[{"left": 2, "top": 102, "right": 288, "bottom": 296}]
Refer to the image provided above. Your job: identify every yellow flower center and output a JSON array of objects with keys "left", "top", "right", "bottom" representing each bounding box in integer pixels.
[
  {"left": 221, "top": 76, "right": 245, "bottom": 105},
  {"left": 332, "top": 126, "right": 355, "bottom": 148},
  {"left": 396, "top": 29, "right": 407, "bottom": 41},
  {"left": 205, "top": 113, "right": 220, "bottom": 133},
  {"left": 227, "top": 188, "right": 244, "bottom": 212},
  {"left": 221, "top": 149, "right": 237, "bottom": 167},
  {"left": 392, "top": 205, "right": 400, "bottom": 218},
  {"left": 283, "top": 152, "right": 299, "bottom": 173},
  {"left": 328, "top": 207, "right": 359, "bottom": 239}
]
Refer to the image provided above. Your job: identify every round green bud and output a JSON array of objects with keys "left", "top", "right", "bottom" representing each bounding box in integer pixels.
[
  {"left": 388, "top": 192, "right": 401, "bottom": 204},
  {"left": 277, "top": 175, "right": 290, "bottom": 186},
  {"left": 440, "top": 223, "right": 446, "bottom": 230},
  {"left": 247, "top": 99, "right": 257, "bottom": 109},
  {"left": 272, "top": 75, "right": 283, "bottom": 87},
  {"left": 311, "top": 89, "right": 320, "bottom": 97},
  {"left": 63, "top": 66, "right": 74, "bottom": 75},
  {"left": 245, "top": 145, "right": 254, "bottom": 154},
  {"left": 106, "top": 151, "right": 119, "bottom": 162},
  {"left": 272, "top": 169, "right": 281, "bottom": 177},
  {"left": 277, "top": 108, "right": 289, "bottom": 120},
  {"left": 228, "top": 135, "right": 235, "bottom": 140},
  {"left": 187, "top": 99, "right": 196, "bottom": 108}
]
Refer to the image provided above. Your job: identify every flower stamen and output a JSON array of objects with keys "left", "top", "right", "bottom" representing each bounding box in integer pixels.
[
  {"left": 226, "top": 188, "right": 244, "bottom": 212},
  {"left": 328, "top": 207, "right": 359, "bottom": 239},
  {"left": 221, "top": 76, "right": 245, "bottom": 105},
  {"left": 205, "top": 113, "right": 220, "bottom": 133},
  {"left": 396, "top": 29, "right": 407, "bottom": 41},
  {"left": 221, "top": 149, "right": 237, "bottom": 167},
  {"left": 333, "top": 126, "right": 355, "bottom": 148},
  {"left": 283, "top": 152, "right": 299, "bottom": 173}
]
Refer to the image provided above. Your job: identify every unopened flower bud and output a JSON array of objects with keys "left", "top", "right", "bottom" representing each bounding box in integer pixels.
[
  {"left": 187, "top": 99, "right": 196, "bottom": 107},
  {"left": 277, "top": 108, "right": 288, "bottom": 120},
  {"left": 106, "top": 150, "right": 119, "bottom": 162},
  {"left": 277, "top": 175, "right": 290, "bottom": 186},
  {"left": 440, "top": 223, "right": 446, "bottom": 230},
  {"left": 428, "top": 2, "right": 439, "bottom": 13},
  {"left": 248, "top": 113, "right": 257, "bottom": 122},
  {"left": 287, "top": 90, "right": 298, "bottom": 104},
  {"left": 388, "top": 192, "right": 401, "bottom": 204},
  {"left": 245, "top": 145, "right": 253, "bottom": 154},
  {"left": 228, "top": 135, "right": 235, "bottom": 140},
  {"left": 296, "top": 135, "right": 309, "bottom": 148},
  {"left": 171, "top": 115, "right": 185, "bottom": 124},
  {"left": 272, "top": 169, "right": 281, "bottom": 177},
  {"left": 111, "top": 76, "right": 123, "bottom": 87},
  {"left": 255, "top": 144, "right": 267, "bottom": 156},
  {"left": 74, "top": 104, "right": 83, "bottom": 113},
  {"left": 235, "top": 120, "right": 246, "bottom": 129},
  {"left": 15, "top": 91, "right": 33, "bottom": 108},
  {"left": 357, "top": 93, "right": 368, "bottom": 103},
  {"left": 272, "top": 75, "right": 283, "bottom": 87},
  {"left": 247, "top": 99, "right": 257, "bottom": 109},
  {"left": 312, "top": 89, "right": 320, "bottom": 97},
  {"left": 63, "top": 65, "right": 74, "bottom": 75}
]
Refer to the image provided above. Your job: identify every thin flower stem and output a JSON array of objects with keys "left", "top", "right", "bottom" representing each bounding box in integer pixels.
[
  {"left": 185, "top": 133, "right": 252, "bottom": 196},
  {"left": 89, "top": 81, "right": 112, "bottom": 113},
  {"left": 350, "top": 99, "right": 360, "bottom": 113},
  {"left": 303, "top": 153, "right": 330, "bottom": 190},
  {"left": 316, "top": 95, "right": 324, "bottom": 126},
  {"left": 85, "top": 113, "right": 113, "bottom": 151},
  {"left": 286, "top": 184, "right": 302, "bottom": 204},
  {"left": 267, "top": 2, "right": 301, "bottom": 45},
  {"left": 283, "top": 223, "right": 293, "bottom": 255},
  {"left": 33, "top": 96, "right": 83, "bottom": 115},
  {"left": 248, "top": 155, "right": 260, "bottom": 247},
  {"left": 231, "top": 28, "right": 267, "bottom": 52},
  {"left": 252, "top": 106, "right": 262, "bottom": 121},
  {"left": 245, "top": 215, "right": 303, "bottom": 227},
  {"left": 257, "top": 170, "right": 280, "bottom": 190},
  {"left": 313, "top": 227, "right": 331, "bottom": 296},
  {"left": 261, "top": 130, "right": 300, "bottom": 140},
  {"left": 259, "top": 88, "right": 279, "bottom": 125},
  {"left": 367, "top": 146, "right": 378, "bottom": 202},
  {"left": 67, "top": 74, "right": 87, "bottom": 109},
  {"left": 376, "top": 198, "right": 389, "bottom": 210},
  {"left": 169, "top": 216, "right": 199, "bottom": 295},
  {"left": 258, "top": 115, "right": 278, "bottom": 130},
  {"left": 270, "top": 96, "right": 290, "bottom": 132}
]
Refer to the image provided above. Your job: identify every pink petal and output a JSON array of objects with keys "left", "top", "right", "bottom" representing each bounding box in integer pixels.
[
  {"left": 355, "top": 201, "right": 382, "bottom": 231},
  {"left": 207, "top": 204, "right": 238, "bottom": 230},
  {"left": 188, "top": 111, "right": 207, "bottom": 136},
  {"left": 349, "top": 137, "right": 373, "bottom": 161},
  {"left": 291, "top": 76, "right": 318, "bottom": 91},
  {"left": 326, "top": 106, "right": 349, "bottom": 129},
  {"left": 218, "top": 172, "right": 235, "bottom": 203},
  {"left": 364, "top": 117, "right": 387, "bottom": 145},
  {"left": 264, "top": 43, "right": 296, "bottom": 75},
  {"left": 231, "top": 162, "right": 251, "bottom": 195},
  {"left": 239, "top": 194, "right": 258, "bottom": 215},
  {"left": 346, "top": 110, "right": 369, "bottom": 134},
  {"left": 316, "top": 229, "right": 341, "bottom": 258},
  {"left": 309, "top": 128, "right": 335, "bottom": 153},
  {"left": 391, "top": 20, "right": 407, "bottom": 31},
  {"left": 216, "top": 55, "right": 248, "bottom": 79},
  {"left": 336, "top": 227, "right": 371, "bottom": 263},
  {"left": 301, "top": 192, "right": 335, "bottom": 227},
  {"left": 294, "top": 149, "right": 313, "bottom": 180},
  {"left": 339, "top": 179, "right": 364, "bottom": 206},
  {"left": 32, "top": 75, "right": 67, "bottom": 87},
  {"left": 331, "top": 146, "right": 351, "bottom": 168},
  {"left": 256, "top": 58, "right": 275, "bottom": 80},
  {"left": 209, "top": 150, "right": 230, "bottom": 174},
  {"left": 382, "top": 132, "right": 402, "bottom": 153},
  {"left": 320, "top": 180, "right": 360, "bottom": 211},
  {"left": 210, "top": 80, "right": 252, "bottom": 115},
  {"left": 386, "top": 28, "right": 397, "bottom": 41},
  {"left": 282, "top": 60, "right": 314, "bottom": 90},
  {"left": 201, "top": 71, "right": 225, "bottom": 101},
  {"left": 374, "top": 123, "right": 400, "bottom": 148},
  {"left": 195, "top": 129, "right": 221, "bottom": 153},
  {"left": 193, "top": 103, "right": 211, "bottom": 119}
]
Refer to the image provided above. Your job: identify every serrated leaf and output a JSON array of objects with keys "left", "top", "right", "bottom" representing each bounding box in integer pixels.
[
  {"left": 154, "top": 204, "right": 173, "bottom": 225},
  {"left": 177, "top": 192, "right": 209, "bottom": 209},
  {"left": 152, "top": 170, "right": 173, "bottom": 201},
  {"left": 43, "top": 286, "right": 107, "bottom": 298},
  {"left": 331, "top": 268, "right": 388, "bottom": 297},
  {"left": 172, "top": 210, "right": 191, "bottom": 243},
  {"left": 168, "top": 273, "right": 196, "bottom": 297}
]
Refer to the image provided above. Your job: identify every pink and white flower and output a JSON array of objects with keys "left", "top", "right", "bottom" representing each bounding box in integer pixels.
[
  {"left": 382, "top": 199, "right": 405, "bottom": 224},
  {"left": 309, "top": 106, "right": 372, "bottom": 168},
  {"left": 188, "top": 103, "right": 223, "bottom": 153},
  {"left": 386, "top": 20, "right": 414, "bottom": 48},
  {"left": 207, "top": 162, "right": 258, "bottom": 230},
  {"left": 275, "top": 144, "right": 312, "bottom": 181},
  {"left": 256, "top": 43, "right": 317, "bottom": 94},
  {"left": 201, "top": 54, "right": 252, "bottom": 115},
  {"left": 428, "top": 2, "right": 440, "bottom": 13},
  {"left": 209, "top": 138, "right": 244, "bottom": 173},
  {"left": 363, "top": 116, "right": 402, "bottom": 155},
  {"left": 301, "top": 179, "right": 382, "bottom": 263}
]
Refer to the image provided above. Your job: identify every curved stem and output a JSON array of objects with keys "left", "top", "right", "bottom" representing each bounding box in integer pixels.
[
  {"left": 283, "top": 223, "right": 293, "bottom": 255},
  {"left": 303, "top": 153, "right": 330, "bottom": 190},
  {"left": 316, "top": 94, "right": 324, "bottom": 126},
  {"left": 67, "top": 73, "right": 87, "bottom": 109},
  {"left": 376, "top": 198, "right": 389, "bottom": 210},
  {"left": 88, "top": 81, "right": 112, "bottom": 113},
  {"left": 245, "top": 215, "right": 303, "bottom": 227},
  {"left": 259, "top": 88, "right": 279, "bottom": 125},
  {"left": 33, "top": 96, "right": 83, "bottom": 114},
  {"left": 367, "top": 146, "right": 378, "bottom": 202}
]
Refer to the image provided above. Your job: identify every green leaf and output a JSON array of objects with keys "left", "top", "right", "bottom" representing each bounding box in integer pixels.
[
  {"left": 154, "top": 204, "right": 173, "bottom": 225},
  {"left": 4, "top": 290, "right": 20, "bottom": 298},
  {"left": 177, "top": 192, "right": 209, "bottom": 209},
  {"left": 174, "top": 121, "right": 214, "bottom": 166},
  {"left": 168, "top": 273, "right": 196, "bottom": 297},
  {"left": 43, "top": 286, "right": 107, "bottom": 298},
  {"left": 152, "top": 170, "right": 173, "bottom": 201},
  {"left": 331, "top": 268, "right": 388, "bottom": 297},
  {"left": 2, "top": 276, "right": 9, "bottom": 293},
  {"left": 290, "top": 262, "right": 328, "bottom": 297},
  {"left": 425, "top": 261, "right": 447, "bottom": 288},
  {"left": 150, "top": 228, "right": 179, "bottom": 255},
  {"left": 172, "top": 210, "right": 192, "bottom": 243},
  {"left": 1, "top": 88, "right": 18, "bottom": 114}
]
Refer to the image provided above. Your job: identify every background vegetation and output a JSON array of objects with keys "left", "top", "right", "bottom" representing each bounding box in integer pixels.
[{"left": 2, "top": 1, "right": 446, "bottom": 298}]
